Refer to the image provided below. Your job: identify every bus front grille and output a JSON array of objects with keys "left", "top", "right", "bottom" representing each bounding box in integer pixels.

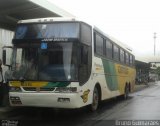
[
  {"left": 23, "top": 87, "right": 36, "bottom": 91},
  {"left": 23, "top": 87, "right": 55, "bottom": 91}
]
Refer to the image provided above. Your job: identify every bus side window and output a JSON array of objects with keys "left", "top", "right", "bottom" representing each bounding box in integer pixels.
[
  {"left": 133, "top": 56, "right": 135, "bottom": 66},
  {"left": 125, "top": 52, "right": 129, "bottom": 65},
  {"left": 106, "top": 39, "right": 113, "bottom": 59},
  {"left": 79, "top": 45, "right": 90, "bottom": 85},
  {"left": 130, "top": 55, "right": 133, "bottom": 66},
  {"left": 81, "top": 46, "right": 88, "bottom": 65},
  {"left": 120, "top": 49, "right": 125, "bottom": 63},
  {"left": 95, "top": 33, "right": 103, "bottom": 56},
  {"left": 113, "top": 44, "right": 119, "bottom": 61}
]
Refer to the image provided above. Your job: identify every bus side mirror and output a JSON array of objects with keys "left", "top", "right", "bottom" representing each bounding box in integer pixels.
[
  {"left": 2, "top": 46, "right": 13, "bottom": 67},
  {"left": 3, "top": 50, "right": 6, "bottom": 65}
]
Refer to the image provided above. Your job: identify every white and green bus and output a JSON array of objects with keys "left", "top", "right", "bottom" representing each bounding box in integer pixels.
[{"left": 4, "top": 18, "right": 136, "bottom": 111}]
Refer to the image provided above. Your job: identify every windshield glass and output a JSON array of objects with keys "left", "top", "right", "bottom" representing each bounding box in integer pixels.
[{"left": 11, "top": 42, "right": 78, "bottom": 81}]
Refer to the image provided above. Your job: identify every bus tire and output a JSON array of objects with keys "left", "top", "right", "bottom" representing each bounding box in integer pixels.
[
  {"left": 124, "top": 84, "right": 129, "bottom": 99},
  {"left": 90, "top": 86, "right": 99, "bottom": 111}
]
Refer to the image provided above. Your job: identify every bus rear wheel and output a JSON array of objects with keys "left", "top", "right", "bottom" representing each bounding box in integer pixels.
[
  {"left": 90, "top": 86, "right": 99, "bottom": 111},
  {"left": 124, "top": 84, "right": 129, "bottom": 99}
]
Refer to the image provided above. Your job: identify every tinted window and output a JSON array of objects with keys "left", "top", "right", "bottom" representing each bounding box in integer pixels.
[
  {"left": 78, "top": 45, "right": 91, "bottom": 85},
  {"left": 113, "top": 45, "right": 119, "bottom": 61},
  {"left": 130, "top": 55, "right": 133, "bottom": 66},
  {"left": 106, "top": 39, "right": 113, "bottom": 59},
  {"left": 95, "top": 33, "right": 103, "bottom": 55},
  {"left": 15, "top": 23, "right": 80, "bottom": 39},
  {"left": 81, "top": 23, "right": 92, "bottom": 45},
  {"left": 133, "top": 56, "right": 135, "bottom": 66},
  {"left": 120, "top": 49, "right": 125, "bottom": 63},
  {"left": 125, "top": 52, "right": 129, "bottom": 65}
]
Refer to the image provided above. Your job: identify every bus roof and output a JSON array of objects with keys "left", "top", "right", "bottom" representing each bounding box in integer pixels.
[{"left": 17, "top": 17, "right": 77, "bottom": 24}]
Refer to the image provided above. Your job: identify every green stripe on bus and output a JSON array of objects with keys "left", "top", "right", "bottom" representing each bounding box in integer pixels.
[
  {"left": 43, "top": 82, "right": 70, "bottom": 88},
  {"left": 102, "top": 59, "right": 118, "bottom": 91}
]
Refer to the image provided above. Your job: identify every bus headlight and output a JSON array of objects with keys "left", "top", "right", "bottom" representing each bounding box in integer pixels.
[
  {"left": 9, "top": 86, "right": 22, "bottom": 92},
  {"left": 55, "top": 87, "right": 77, "bottom": 93}
]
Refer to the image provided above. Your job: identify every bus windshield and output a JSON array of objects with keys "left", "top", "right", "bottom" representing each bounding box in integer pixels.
[{"left": 11, "top": 42, "right": 78, "bottom": 81}]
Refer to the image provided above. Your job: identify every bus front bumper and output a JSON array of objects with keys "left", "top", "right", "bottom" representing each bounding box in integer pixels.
[{"left": 9, "top": 92, "right": 85, "bottom": 109}]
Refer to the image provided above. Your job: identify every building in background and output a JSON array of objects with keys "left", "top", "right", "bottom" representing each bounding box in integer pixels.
[
  {"left": 135, "top": 60, "right": 150, "bottom": 84},
  {"left": 135, "top": 56, "right": 160, "bottom": 84},
  {"left": 0, "top": 29, "right": 14, "bottom": 60}
]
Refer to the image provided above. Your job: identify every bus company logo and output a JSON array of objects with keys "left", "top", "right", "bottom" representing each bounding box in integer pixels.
[
  {"left": 81, "top": 89, "right": 90, "bottom": 103},
  {"left": 118, "top": 66, "right": 129, "bottom": 74},
  {"left": 94, "top": 63, "right": 103, "bottom": 71},
  {"left": 94, "top": 63, "right": 103, "bottom": 68},
  {"left": 1, "top": 120, "right": 18, "bottom": 126},
  {"left": 21, "top": 82, "right": 32, "bottom": 87}
]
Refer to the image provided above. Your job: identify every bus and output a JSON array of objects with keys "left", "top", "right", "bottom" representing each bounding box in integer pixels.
[{"left": 3, "top": 17, "right": 136, "bottom": 111}]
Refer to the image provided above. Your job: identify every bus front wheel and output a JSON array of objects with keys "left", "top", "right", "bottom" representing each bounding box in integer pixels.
[{"left": 90, "top": 86, "right": 99, "bottom": 111}]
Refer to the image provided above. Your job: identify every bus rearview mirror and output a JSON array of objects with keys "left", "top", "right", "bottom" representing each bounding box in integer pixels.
[
  {"left": 2, "top": 46, "right": 13, "bottom": 67},
  {"left": 2, "top": 50, "right": 6, "bottom": 65}
]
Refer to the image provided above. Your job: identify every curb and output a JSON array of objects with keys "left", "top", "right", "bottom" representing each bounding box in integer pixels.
[
  {"left": 134, "top": 82, "right": 156, "bottom": 92},
  {"left": 134, "top": 84, "right": 148, "bottom": 92}
]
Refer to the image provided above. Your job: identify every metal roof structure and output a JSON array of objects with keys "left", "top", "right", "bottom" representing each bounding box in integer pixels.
[
  {"left": 136, "top": 55, "right": 160, "bottom": 63},
  {"left": 0, "top": 0, "right": 74, "bottom": 31}
]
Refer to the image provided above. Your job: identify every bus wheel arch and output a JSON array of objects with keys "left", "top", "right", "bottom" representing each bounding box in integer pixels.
[{"left": 95, "top": 83, "right": 102, "bottom": 101}]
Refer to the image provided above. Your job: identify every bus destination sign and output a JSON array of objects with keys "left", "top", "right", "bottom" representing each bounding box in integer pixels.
[{"left": 42, "top": 38, "right": 68, "bottom": 42}]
